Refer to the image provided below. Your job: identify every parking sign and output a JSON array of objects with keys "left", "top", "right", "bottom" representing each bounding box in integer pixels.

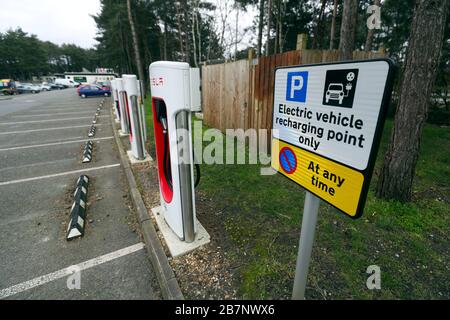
[{"left": 271, "top": 59, "right": 395, "bottom": 218}]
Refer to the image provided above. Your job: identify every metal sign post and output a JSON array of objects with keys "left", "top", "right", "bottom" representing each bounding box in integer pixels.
[{"left": 292, "top": 191, "right": 321, "bottom": 300}]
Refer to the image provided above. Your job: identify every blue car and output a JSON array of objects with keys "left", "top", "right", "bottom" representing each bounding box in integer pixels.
[{"left": 79, "top": 85, "right": 111, "bottom": 98}]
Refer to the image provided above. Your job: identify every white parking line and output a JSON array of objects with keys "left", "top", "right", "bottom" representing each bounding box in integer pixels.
[
  {"left": 0, "top": 243, "right": 145, "bottom": 299},
  {"left": 26, "top": 108, "right": 98, "bottom": 113},
  {"left": 0, "top": 124, "right": 104, "bottom": 135},
  {"left": 0, "top": 164, "right": 121, "bottom": 186},
  {"left": 0, "top": 158, "right": 76, "bottom": 172},
  {"left": 0, "top": 136, "right": 114, "bottom": 152},
  {"left": 0, "top": 116, "right": 109, "bottom": 125},
  {"left": 11, "top": 111, "right": 95, "bottom": 118}
]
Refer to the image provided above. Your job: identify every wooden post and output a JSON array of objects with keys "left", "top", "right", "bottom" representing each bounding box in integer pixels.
[{"left": 296, "top": 33, "right": 308, "bottom": 51}]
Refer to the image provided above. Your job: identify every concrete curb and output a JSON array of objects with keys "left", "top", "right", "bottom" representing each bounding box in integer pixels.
[{"left": 109, "top": 105, "right": 184, "bottom": 300}]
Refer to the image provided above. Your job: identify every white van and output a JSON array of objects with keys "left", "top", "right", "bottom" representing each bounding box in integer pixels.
[{"left": 54, "top": 79, "right": 80, "bottom": 88}]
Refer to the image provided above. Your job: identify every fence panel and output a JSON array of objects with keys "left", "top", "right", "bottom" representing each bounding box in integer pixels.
[
  {"left": 201, "top": 49, "right": 385, "bottom": 145},
  {"left": 202, "top": 59, "right": 251, "bottom": 133}
]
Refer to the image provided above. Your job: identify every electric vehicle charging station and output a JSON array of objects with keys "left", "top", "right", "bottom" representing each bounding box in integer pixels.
[
  {"left": 122, "top": 74, "right": 151, "bottom": 164},
  {"left": 115, "top": 78, "right": 130, "bottom": 137},
  {"left": 149, "top": 61, "right": 209, "bottom": 258},
  {"left": 111, "top": 79, "right": 121, "bottom": 123}
]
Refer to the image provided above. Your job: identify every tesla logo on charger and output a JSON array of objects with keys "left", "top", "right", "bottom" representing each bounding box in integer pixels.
[
  {"left": 151, "top": 77, "right": 164, "bottom": 87},
  {"left": 286, "top": 71, "right": 309, "bottom": 103},
  {"left": 323, "top": 69, "right": 359, "bottom": 108}
]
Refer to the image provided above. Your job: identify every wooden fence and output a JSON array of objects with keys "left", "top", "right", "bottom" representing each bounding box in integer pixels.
[{"left": 201, "top": 49, "right": 385, "bottom": 144}]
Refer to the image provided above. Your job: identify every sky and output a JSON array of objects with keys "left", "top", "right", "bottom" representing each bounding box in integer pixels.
[
  {"left": 0, "top": 0, "right": 256, "bottom": 53},
  {"left": 0, "top": 0, "right": 101, "bottom": 48}
]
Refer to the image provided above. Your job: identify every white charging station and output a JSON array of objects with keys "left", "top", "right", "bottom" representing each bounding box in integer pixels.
[
  {"left": 110, "top": 79, "right": 120, "bottom": 123},
  {"left": 115, "top": 78, "right": 130, "bottom": 137},
  {"left": 149, "top": 61, "right": 209, "bottom": 257},
  {"left": 123, "top": 74, "right": 151, "bottom": 164}
]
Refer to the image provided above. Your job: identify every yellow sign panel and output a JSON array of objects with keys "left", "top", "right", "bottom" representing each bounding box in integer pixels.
[{"left": 272, "top": 139, "right": 365, "bottom": 217}]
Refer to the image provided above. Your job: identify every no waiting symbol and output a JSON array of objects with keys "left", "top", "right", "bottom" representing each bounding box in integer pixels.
[{"left": 279, "top": 147, "right": 297, "bottom": 174}]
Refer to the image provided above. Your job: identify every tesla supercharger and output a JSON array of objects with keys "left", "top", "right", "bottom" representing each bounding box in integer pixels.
[
  {"left": 111, "top": 79, "right": 120, "bottom": 123},
  {"left": 115, "top": 78, "right": 130, "bottom": 136},
  {"left": 149, "top": 62, "right": 201, "bottom": 243},
  {"left": 123, "top": 74, "right": 146, "bottom": 161}
]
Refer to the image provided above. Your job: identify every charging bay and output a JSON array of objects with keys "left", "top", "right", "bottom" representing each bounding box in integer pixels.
[{"left": 151, "top": 206, "right": 211, "bottom": 258}]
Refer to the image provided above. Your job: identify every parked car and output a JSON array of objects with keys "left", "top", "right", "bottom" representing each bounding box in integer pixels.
[
  {"left": 0, "top": 79, "right": 17, "bottom": 95},
  {"left": 78, "top": 85, "right": 111, "bottom": 98},
  {"left": 94, "top": 81, "right": 111, "bottom": 90},
  {"left": 77, "top": 84, "right": 90, "bottom": 95},
  {"left": 55, "top": 78, "right": 80, "bottom": 88},
  {"left": 50, "top": 83, "right": 66, "bottom": 90},
  {"left": 40, "top": 83, "right": 52, "bottom": 91},
  {"left": 17, "top": 83, "right": 41, "bottom": 94}
]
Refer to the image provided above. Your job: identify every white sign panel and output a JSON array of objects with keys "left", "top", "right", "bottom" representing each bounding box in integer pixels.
[{"left": 273, "top": 60, "right": 393, "bottom": 171}]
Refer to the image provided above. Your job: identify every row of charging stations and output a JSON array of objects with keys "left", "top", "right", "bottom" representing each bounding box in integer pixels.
[
  {"left": 111, "top": 76, "right": 148, "bottom": 162},
  {"left": 111, "top": 62, "right": 206, "bottom": 251}
]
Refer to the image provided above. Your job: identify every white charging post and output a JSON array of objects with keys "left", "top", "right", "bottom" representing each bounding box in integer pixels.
[
  {"left": 123, "top": 74, "right": 148, "bottom": 162},
  {"left": 149, "top": 61, "right": 209, "bottom": 257},
  {"left": 115, "top": 78, "right": 130, "bottom": 136},
  {"left": 111, "top": 79, "right": 120, "bottom": 123}
]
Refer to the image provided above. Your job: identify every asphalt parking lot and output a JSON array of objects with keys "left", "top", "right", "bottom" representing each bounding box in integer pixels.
[{"left": 0, "top": 90, "right": 161, "bottom": 299}]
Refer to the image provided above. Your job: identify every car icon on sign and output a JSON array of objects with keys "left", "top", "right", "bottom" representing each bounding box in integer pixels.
[{"left": 325, "top": 83, "right": 345, "bottom": 105}]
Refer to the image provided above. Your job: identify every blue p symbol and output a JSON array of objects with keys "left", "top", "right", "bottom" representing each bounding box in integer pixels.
[{"left": 286, "top": 71, "right": 308, "bottom": 103}]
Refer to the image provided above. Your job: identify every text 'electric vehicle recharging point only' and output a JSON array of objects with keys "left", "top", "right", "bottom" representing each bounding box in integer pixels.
[{"left": 149, "top": 61, "right": 209, "bottom": 257}]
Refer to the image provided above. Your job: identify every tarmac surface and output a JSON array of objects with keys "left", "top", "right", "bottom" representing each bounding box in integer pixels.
[{"left": 0, "top": 90, "right": 162, "bottom": 300}]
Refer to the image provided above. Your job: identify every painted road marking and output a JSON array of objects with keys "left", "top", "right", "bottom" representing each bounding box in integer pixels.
[
  {"left": 0, "top": 164, "right": 121, "bottom": 186},
  {"left": 0, "top": 124, "right": 104, "bottom": 135},
  {"left": 0, "top": 243, "right": 145, "bottom": 299},
  {"left": 0, "top": 116, "right": 110, "bottom": 125},
  {"left": 0, "top": 158, "right": 76, "bottom": 172},
  {"left": 26, "top": 108, "right": 98, "bottom": 113},
  {"left": 279, "top": 147, "right": 297, "bottom": 174},
  {"left": 0, "top": 136, "right": 114, "bottom": 152},
  {"left": 11, "top": 111, "right": 95, "bottom": 118}
]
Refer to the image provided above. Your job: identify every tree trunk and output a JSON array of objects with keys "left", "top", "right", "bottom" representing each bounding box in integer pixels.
[
  {"left": 235, "top": 7, "right": 239, "bottom": 61},
  {"left": 329, "top": 0, "right": 338, "bottom": 50},
  {"left": 266, "top": 0, "right": 272, "bottom": 56},
  {"left": 312, "top": 0, "right": 327, "bottom": 49},
  {"left": 180, "top": 0, "right": 191, "bottom": 64},
  {"left": 163, "top": 20, "right": 168, "bottom": 60},
  {"left": 338, "top": 0, "right": 357, "bottom": 60},
  {"left": 126, "top": 0, "right": 146, "bottom": 95},
  {"left": 376, "top": 0, "right": 449, "bottom": 202},
  {"left": 175, "top": 3, "right": 185, "bottom": 60},
  {"left": 365, "top": 0, "right": 381, "bottom": 51},
  {"left": 278, "top": 0, "right": 286, "bottom": 53},
  {"left": 192, "top": 4, "right": 198, "bottom": 67},
  {"left": 257, "top": 0, "right": 265, "bottom": 57}
]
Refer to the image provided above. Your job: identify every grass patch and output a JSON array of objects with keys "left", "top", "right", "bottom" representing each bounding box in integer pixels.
[{"left": 144, "top": 95, "right": 449, "bottom": 299}]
